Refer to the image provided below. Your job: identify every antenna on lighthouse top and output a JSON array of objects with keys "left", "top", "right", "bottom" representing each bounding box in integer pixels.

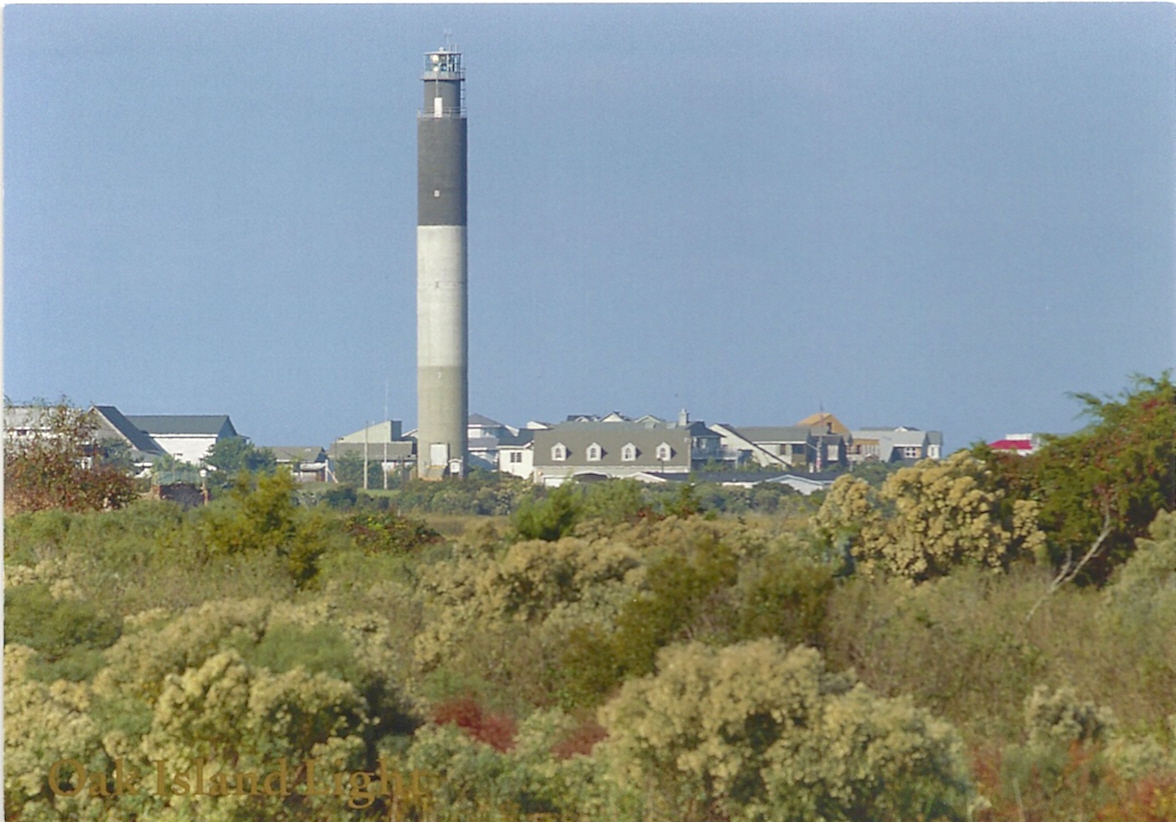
[{"left": 442, "top": 29, "right": 456, "bottom": 51}]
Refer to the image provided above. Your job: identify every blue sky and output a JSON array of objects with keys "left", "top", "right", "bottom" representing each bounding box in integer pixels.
[{"left": 5, "top": 3, "right": 1173, "bottom": 451}]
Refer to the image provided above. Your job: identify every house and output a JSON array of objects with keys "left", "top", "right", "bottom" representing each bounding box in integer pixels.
[
  {"left": 795, "top": 411, "right": 851, "bottom": 436},
  {"left": 685, "top": 469, "right": 839, "bottom": 495},
  {"left": 736, "top": 427, "right": 814, "bottom": 468},
  {"left": 269, "top": 446, "right": 330, "bottom": 483},
  {"left": 988, "top": 433, "right": 1042, "bottom": 456},
  {"left": 3, "top": 404, "right": 71, "bottom": 444},
  {"left": 496, "top": 430, "right": 536, "bottom": 479},
  {"left": 712, "top": 423, "right": 849, "bottom": 472},
  {"left": 7, "top": 403, "right": 164, "bottom": 466},
  {"left": 848, "top": 426, "right": 943, "bottom": 464},
  {"left": 330, "top": 420, "right": 414, "bottom": 478},
  {"left": 337, "top": 420, "right": 405, "bottom": 444},
  {"left": 125, "top": 415, "right": 238, "bottom": 465},
  {"left": 531, "top": 411, "right": 722, "bottom": 486},
  {"left": 707, "top": 424, "right": 791, "bottom": 469},
  {"left": 467, "top": 413, "right": 523, "bottom": 470},
  {"left": 89, "top": 405, "right": 165, "bottom": 475},
  {"left": 91, "top": 406, "right": 165, "bottom": 461},
  {"left": 796, "top": 412, "right": 851, "bottom": 471}
]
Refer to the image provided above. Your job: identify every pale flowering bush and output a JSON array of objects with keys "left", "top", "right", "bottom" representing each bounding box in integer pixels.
[
  {"left": 6, "top": 594, "right": 419, "bottom": 822},
  {"left": 598, "top": 639, "right": 973, "bottom": 822},
  {"left": 1102, "top": 509, "right": 1176, "bottom": 619},
  {"left": 1024, "top": 684, "right": 1115, "bottom": 749},
  {"left": 413, "top": 535, "right": 643, "bottom": 674},
  {"left": 815, "top": 452, "right": 1046, "bottom": 581},
  {"left": 4, "top": 645, "right": 111, "bottom": 822}
]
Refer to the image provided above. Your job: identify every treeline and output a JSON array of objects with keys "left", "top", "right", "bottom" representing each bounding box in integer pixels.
[
  {"left": 311, "top": 468, "right": 821, "bottom": 520},
  {"left": 4, "top": 374, "right": 1175, "bottom": 821}
]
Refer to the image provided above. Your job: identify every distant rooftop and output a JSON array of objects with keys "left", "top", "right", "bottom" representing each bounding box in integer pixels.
[{"left": 125, "top": 414, "right": 237, "bottom": 437}]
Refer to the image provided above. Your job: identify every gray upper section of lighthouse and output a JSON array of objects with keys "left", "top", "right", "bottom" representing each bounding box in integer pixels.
[
  {"left": 417, "top": 120, "right": 466, "bottom": 226},
  {"left": 418, "top": 49, "right": 467, "bottom": 227}
]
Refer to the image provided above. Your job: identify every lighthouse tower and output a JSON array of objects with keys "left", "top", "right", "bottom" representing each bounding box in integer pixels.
[{"left": 416, "top": 45, "right": 468, "bottom": 479}]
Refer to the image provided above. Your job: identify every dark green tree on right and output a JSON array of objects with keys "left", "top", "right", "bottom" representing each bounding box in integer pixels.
[{"left": 974, "top": 372, "right": 1176, "bottom": 584}]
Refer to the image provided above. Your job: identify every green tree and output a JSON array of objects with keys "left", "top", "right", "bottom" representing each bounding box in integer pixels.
[
  {"left": 511, "top": 482, "right": 581, "bottom": 541},
  {"left": 204, "top": 436, "right": 277, "bottom": 482},
  {"left": 977, "top": 372, "right": 1176, "bottom": 584},
  {"left": 200, "top": 470, "right": 327, "bottom": 587},
  {"left": 332, "top": 452, "right": 386, "bottom": 490}
]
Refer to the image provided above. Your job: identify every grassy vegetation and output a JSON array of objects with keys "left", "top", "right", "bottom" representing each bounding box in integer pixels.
[{"left": 5, "top": 376, "right": 1174, "bottom": 821}]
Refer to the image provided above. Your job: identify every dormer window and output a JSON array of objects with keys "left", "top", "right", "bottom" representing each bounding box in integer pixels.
[
  {"left": 621, "top": 443, "right": 638, "bottom": 462},
  {"left": 587, "top": 443, "right": 603, "bottom": 462},
  {"left": 656, "top": 442, "right": 673, "bottom": 462},
  {"left": 552, "top": 443, "right": 568, "bottom": 462}
]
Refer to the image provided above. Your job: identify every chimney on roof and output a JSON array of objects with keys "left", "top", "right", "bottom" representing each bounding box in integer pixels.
[{"left": 678, "top": 409, "right": 689, "bottom": 426}]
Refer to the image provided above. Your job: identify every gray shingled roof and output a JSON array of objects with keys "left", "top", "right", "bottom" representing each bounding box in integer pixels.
[
  {"left": 268, "top": 446, "right": 327, "bottom": 463},
  {"left": 497, "top": 429, "right": 535, "bottom": 447},
  {"left": 92, "top": 406, "right": 164, "bottom": 454},
  {"left": 126, "top": 415, "right": 238, "bottom": 437},
  {"left": 733, "top": 426, "right": 812, "bottom": 443},
  {"left": 468, "top": 413, "right": 504, "bottom": 427}
]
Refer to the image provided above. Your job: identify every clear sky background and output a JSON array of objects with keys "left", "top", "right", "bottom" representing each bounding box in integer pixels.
[{"left": 5, "top": 3, "right": 1174, "bottom": 452}]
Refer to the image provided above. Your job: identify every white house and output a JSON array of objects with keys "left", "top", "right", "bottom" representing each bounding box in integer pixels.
[
  {"left": 125, "top": 415, "right": 238, "bottom": 465},
  {"left": 848, "top": 426, "right": 944, "bottom": 464}
]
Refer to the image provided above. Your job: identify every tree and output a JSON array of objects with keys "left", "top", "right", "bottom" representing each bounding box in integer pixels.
[
  {"left": 203, "top": 436, "right": 277, "bottom": 480},
  {"left": 4, "top": 399, "right": 137, "bottom": 514},
  {"left": 511, "top": 482, "right": 581, "bottom": 541},
  {"left": 977, "top": 372, "right": 1176, "bottom": 584},
  {"left": 199, "top": 470, "right": 326, "bottom": 587},
  {"left": 332, "top": 452, "right": 386, "bottom": 490}
]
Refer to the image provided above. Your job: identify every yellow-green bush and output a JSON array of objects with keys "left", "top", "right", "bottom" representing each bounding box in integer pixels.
[
  {"left": 599, "top": 640, "right": 973, "bottom": 822},
  {"left": 815, "top": 452, "right": 1045, "bottom": 581}
]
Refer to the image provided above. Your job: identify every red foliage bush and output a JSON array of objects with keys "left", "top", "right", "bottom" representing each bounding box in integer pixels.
[
  {"left": 970, "top": 743, "right": 1176, "bottom": 822},
  {"left": 1093, "top": 773, "right": 1176, "bottom": 822},
  {"left": 433, "top": 697, "right": 517, "bottom": 752}
]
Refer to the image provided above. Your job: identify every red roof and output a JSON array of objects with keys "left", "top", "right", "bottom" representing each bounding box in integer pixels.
[{"left": 989, "top": 438, "right": 1033, "bottom": 451}]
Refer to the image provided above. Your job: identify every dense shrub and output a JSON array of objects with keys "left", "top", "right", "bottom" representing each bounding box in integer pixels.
[
  {"left": 4, "top": 400, "right": 137, "bottom": 515},
  {"left": 814, "top": 452, "right": 1045, "bottom": 581},
  {"left": 200, "top": 470, "right": 331, "bottom": 587},
  {"left": 599, "top": 640, "right": 973, "bottom": 822},
  {"left": 976, "top": 372, "right": 1176, "bottom": 584},
  {"left": 5, "top": 596, "right": 421, "bottom": 822}
]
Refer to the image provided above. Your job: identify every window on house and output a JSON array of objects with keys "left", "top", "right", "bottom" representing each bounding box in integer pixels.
[
  {"left": 552, "top": 443, "right": 568, "bottom": 462},
  {"left": 903, "top": 446, "right": 921, "bottom": 459},
  {"left": 587, "top": 443, "right": 602, "bottom": 462},
  {"left": 656, "top": 443, "right": 673, "bottom": 462},
  {"left": 509, "top": 452, "right": 522, "bottom": 464},
  {"left": 621, "top": 443, "right": 638, "bottom": 462}
]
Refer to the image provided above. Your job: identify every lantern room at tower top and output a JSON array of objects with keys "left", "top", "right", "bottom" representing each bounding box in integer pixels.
[{"left": 420, "top": 49, "right": 465, "bottom": 119}]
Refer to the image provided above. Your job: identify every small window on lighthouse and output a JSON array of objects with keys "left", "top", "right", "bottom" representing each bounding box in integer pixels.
[
  {"left": 434, "top": 190, "right": 440, "bottom": 198},
  {"left": 434, "top": 96, "right": 443, "bottom": 117}
]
